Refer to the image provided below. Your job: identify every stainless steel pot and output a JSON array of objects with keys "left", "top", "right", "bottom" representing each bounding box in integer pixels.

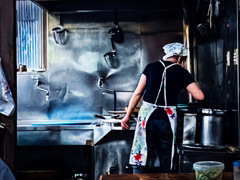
[
  {"left": 108, "top": 25, "right": 124, "bottom": 44},
  {"left": 103, "top": 50, "right": 117, "bottom": 68},
  {"left": 108, "top": 11, "right": 124, "bottom": 44},
  {"left": 198, "top": 109, "right": 227, "bottom": 146},
  {"left": 52, "top": 25, "right": 68, "bottom": 45}
]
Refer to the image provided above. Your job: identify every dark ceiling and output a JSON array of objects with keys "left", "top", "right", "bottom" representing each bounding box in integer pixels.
[{"left": 31, "top": 0, "right": 183, "bottom": 15}]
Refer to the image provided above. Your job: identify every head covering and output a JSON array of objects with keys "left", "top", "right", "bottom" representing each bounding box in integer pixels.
[{"left": 162, "top": 42, "right": 187, "bottom": 60}]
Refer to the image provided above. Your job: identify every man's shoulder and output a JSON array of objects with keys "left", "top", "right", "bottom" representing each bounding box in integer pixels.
[{"left": 145, "top": 61, "right": 160, "bottom": 69}]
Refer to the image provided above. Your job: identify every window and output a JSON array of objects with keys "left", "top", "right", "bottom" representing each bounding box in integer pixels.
[{"left": 16, "top": 0, "right": 45, "bottom": 70}]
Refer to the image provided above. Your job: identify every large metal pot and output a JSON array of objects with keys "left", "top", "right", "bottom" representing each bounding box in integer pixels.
[{"left": 198, "top": 109, "right": 227, "bottom": 146}]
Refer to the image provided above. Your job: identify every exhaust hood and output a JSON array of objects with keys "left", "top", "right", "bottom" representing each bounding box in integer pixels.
[{"left": 31, "top": 0, "right": 182, "bottom": 14}]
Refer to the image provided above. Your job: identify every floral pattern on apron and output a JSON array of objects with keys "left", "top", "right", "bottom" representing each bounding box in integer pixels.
[{"left": 129, "top": 60, "right": 177, "bottom": 169}]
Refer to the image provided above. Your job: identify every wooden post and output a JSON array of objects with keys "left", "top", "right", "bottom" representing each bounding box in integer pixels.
[{"left": 0, "top": 0, "right": 17, "bottom": 174}]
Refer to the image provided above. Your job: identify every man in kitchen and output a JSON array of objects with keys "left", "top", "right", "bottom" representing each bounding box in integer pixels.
[{"left": 121, "top": 42, "right": 204, "bottom": 174}]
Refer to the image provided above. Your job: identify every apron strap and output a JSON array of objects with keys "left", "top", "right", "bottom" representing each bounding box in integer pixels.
[
  {"left": 154, "top": 61, "right": 165, "bottom": 105},
  {"left": 153, "top": 104, "right": 176, "bottom": 109},
  {"left": 154, "top": 60, "right": 176, "bottom": 107}
]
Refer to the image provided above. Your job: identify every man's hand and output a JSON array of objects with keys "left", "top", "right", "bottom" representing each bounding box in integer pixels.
[{"left": 121, "top": 116, "right": 130, "bottom": 130}]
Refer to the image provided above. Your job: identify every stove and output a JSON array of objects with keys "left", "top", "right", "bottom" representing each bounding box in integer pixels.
[{"left": 177, "top": 144, "right": 240, "bottom": 173}]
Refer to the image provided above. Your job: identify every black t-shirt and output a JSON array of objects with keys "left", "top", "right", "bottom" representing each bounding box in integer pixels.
[{"left": 142, "top": 60, "right": 195, "bottom": 120}]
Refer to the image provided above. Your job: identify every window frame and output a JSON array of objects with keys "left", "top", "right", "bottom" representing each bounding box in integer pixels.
[{"left": 16, "top": 0, "right": 47, "bottom": 71}]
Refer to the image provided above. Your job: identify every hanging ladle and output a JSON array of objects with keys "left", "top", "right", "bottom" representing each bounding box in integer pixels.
[
  {"left": 103, "top": 12, "right": 123, "bottom": 68},
  {"left": 103, "top": 37, "right": 117, "bottom": 68},
  {"left": 108, "top": 12, "right": 124, "bottom": 44},
  {"left": 52, "top": 15, "right": 68, "bottom": 45}
]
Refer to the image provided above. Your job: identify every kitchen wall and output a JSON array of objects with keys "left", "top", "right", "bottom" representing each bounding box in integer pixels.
[
  {"left": 192, "top": 0, "right": 239, "bottom": 145},
  {"left": 17, "top": 10, "right": 184, "bottom": 121},
  {"left": 195, "top": 0, "right": 238, "bottom": 109}
]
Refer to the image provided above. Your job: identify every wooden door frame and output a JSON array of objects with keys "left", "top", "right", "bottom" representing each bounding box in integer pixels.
[{"left": 0, "top": 0, "right": 17, "bottom": 173}]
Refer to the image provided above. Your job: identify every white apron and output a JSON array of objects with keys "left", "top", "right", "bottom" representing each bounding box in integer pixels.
[{"left": 129, "top": 60, "right": 177, "bottom": 170}]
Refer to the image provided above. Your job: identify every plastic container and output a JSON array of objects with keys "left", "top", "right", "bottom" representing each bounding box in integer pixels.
[
  {"left": 193, "top": 161, "right": 225, "bottom": 180},
  {"left": 233, "top": 160, "right": 240, "bottom": 180}
]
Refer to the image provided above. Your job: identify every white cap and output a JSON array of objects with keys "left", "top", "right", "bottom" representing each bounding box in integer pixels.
[{"left": 162, "top": 42, "right": 187, "bottom": 60}]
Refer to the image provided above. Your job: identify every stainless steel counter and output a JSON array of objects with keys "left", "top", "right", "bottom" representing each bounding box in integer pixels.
[
  {"left": 17, "top": 119, "right": 136, "bottom": 180},
  {"left": 17, "top": 119, "right": 136, "bottom": 146}
]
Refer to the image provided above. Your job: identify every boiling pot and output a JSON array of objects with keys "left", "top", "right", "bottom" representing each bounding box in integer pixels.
[{"left": 198, "top": 108, "right": 227, "bottom": 146}]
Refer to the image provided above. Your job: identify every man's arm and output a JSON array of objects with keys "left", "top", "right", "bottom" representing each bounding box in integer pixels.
[
  {"left": 121, "top": 74, "right": 146, "bottom": 129},
  {"left": 186, "top": 82, "right": 204, "bottom": 100}
]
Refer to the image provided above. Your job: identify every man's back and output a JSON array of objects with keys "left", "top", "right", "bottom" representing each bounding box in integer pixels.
[{"left": 142, "top": 60, "right": 195, "bottom": 106}]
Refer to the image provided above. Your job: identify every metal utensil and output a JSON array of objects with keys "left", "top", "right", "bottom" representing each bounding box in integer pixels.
[
  {"left": 52, "top": 25, "right": 68, "bottom": 45},
  {"left": 108, "top": 11, "right": 124, "bottom": 44},
  {"left": 103, "top": 50, "right": 117, "bottom": 68}
]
